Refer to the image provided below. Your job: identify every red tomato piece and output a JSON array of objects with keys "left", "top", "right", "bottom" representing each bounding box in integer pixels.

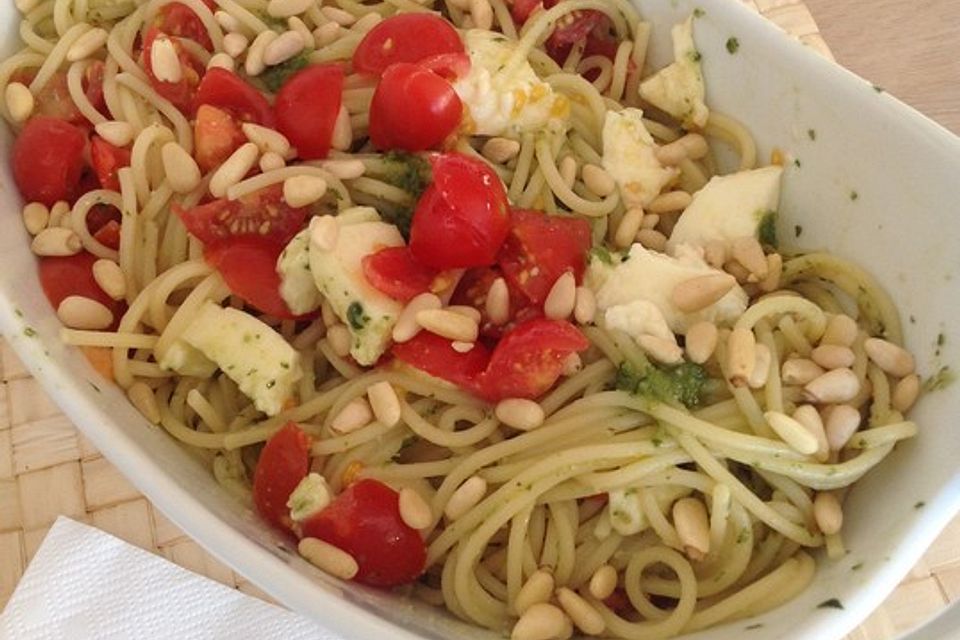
[
  {"left": 86, "top": 204, "right": 121, "bottom": 235},
  {"left": 392, "top": 331, "right": 491, "bottom": 392},
  {"left": 511, "top": 0, "right": 541, "bottom": 23},
  {"left": 142, "top": 27, "right": 203, "bottom": 114},
  {"left": 275, "top": 65, "right": 344, "bottom": 160},
  {"left": 12, "top": 117, "right": 87, "bottom": 206},
  {"left": 252, "top": 422, "right": 311, "bottom": 533},
  {"left": 90, "top": 136, "right": 132, "bottom": 191},
  {"left": 417, "top": 52, "right": 471, "bottom": 82},
  {"left": 204, "top": 238, "right": 301, "bottom": 319},
  {"left": 361, "top": 246, "right": 440, "bottom": 303},
  {"left": 38, "top": 252, "right": 126, "bottom": 321},
  {"left": 498, "top": 209, "right": 592, "bottom": 305},
  {"left": 93, "top": 220, "right": 122, "bottom": 250},
  {"left": 353, "top": 14, "right": 464, "bottom": 76},
  {"left": 368, "top": 63, "right": 461, "bottom": 153},
  {"left": 301, "top": 479, "right": 426, "bottom": 587},
  {"left": 195, "top": 68, "right": 275, "bottom": 126},
  {"left": 157, "top": 1, "right": 215, "bottom": 50},
  {"left": 194, "top": 104, "right": 246, "bottom": 172},
  {"left": 409, "top": 153, "right": 510, "bottom": 270},
  {"left": 174, "top": 184, "right": 308, "bottom": 247},
  {"left": 476, "top": 318, "right": 589, "bottom": 401}
]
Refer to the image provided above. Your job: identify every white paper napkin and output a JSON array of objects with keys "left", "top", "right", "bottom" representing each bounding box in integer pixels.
[{"left": 0, "top": 516, "right": 337, "bottom": 639}]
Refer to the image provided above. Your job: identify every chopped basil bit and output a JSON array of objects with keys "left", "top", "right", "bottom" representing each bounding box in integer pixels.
[
  {"left": 616, "top": 361, "right": 707, "bottom": 409},
  {"left": 745, "top": 624, "right": 763, "bottom": 630},
  {"left": 23, "top": 326, "right": 36, "bottom": 337},
  {"left": 590, "top": 246, "right": 616, "bottom": 265},
  {"left": 850, "top": 190, "right": 859, "bottom": 201},
  {"left": 794, "top": 224, "right": 803, "bottom": 238},
  {"left": 817, "top": 598, "right": 844, "bottom": 610},
  {"left": 915, "top": 501, "right": 926, "bottom": 509},
  {"left": 14, "top": 308, "right": 23, "bottom": 318},
  {"left": 726, "top": 37, "right": 740, "bottom": 54},
  {"left": 757, "top": 210, "right": 777, "bottom": 248},
  {"left": 259, "top": 52, "right": 311, "bottom": 93},
  {"left": 807, "top": 129, "right": 817, "bottom": 141},
  {"left": 689, "top": 50, "right": 702, "bottom": 63},
  {"left": 693, "top": 7, "right": 705, "bottom": 17},
  {"left": 793, "top": 158, "right": 802, "bottom": 168},
  {"left": 852, "top": 562, "right": 864, "bottom": 570},
  {"left": 923, "top": 366, "right": 954, "bottom": 392},
  {"left": 347, "top": 301, "right": 370, "bottom": 330},
  {"left": 88, "top": 381, "right": 101, "bottom": 393},
  {"left": 873, "top": 84, "right": 885, "bottom": 93}
]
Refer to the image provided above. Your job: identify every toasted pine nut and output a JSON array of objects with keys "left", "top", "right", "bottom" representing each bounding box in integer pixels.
[
  {"left": 243, "top": 122, "right": 291, "bottom": 157},
  {"left": 864, "top": 338, "right": 915, "bottom": 377},
  {"left": 636, "top": 228, "right": 667, "bottom": 252},
  {"left": 447, "top": 305, "right": 482, "bottom": 323},
  {"left": 825, "top": 404, "right": 861, "bottom": 450},
  {"left": 482, "top": 137, "right": 521, "bottom": 163},
  {"left": 655, "top": 140, "right": 687, "bottom": 166},
  {"left": 561, "top": 352, "right": 582, "bottom": 376},
  {"left": 267, "top": 0, "right": 313, "bottom": 18},
  {"left": 573, "top": 286, "right": 596, "bottom": 325},
  {"left": 352, "top": 12, "right": 382, "bottom": 32},
  {"left": 210, "top": 142, "right": 259, "bottom": 197},
  {"left": 263, "top": 30, "right": 306, "bottom": 66},
  {"left": 793, "top": 404, "right": 829, "bottom": 462},
  {"left": 66, "top": 27, "right": 108, "bottom": 62},
  {"left": 393, "top": 293, "right": 442, "bottom": 343},
  {"left": 813, "top": 492, "right": 843, "bottom": 535},
  {"left": 57, "top": 295, "right": 113, "bottom": 330},
  {"left": 207, "top": 52, "right": 235, "bottom": 71},
  {"left": 331, "top": 397, "right": 373, "bottom": 434},
  {"left": 656, "top": 133, "right": 707, "bottom": 165},
  {"left": 496, "top": 398, "right": 545, "bottom": 431},
  {"left": 671, "top": 273, "right": 735, "bottom": 313},
  {"left": 95, "top": 120, "right": 134, "bottom": 147},
  {"left": 685, "top": 321, "right": 718, "bottom": 364},
  {"left": 259, "top": 151, "right": 286, "bottom": 173},
  {"left": 284, "top": 175, "right": 327, "bottom": 207},
  {"left": 614, "top": 207, "right": 643, "bottom": 249},
  {"left": 321, "top": 6, "right": 356, "bottom": 25},
  {"left": 811, "top": 344, "right": 856, "bottom": 370},
  {"left": 727, "top": 327, "right": 756, "bottom": 387},
  {"left": 150, "top": 36, "right": 182, "bottom": 83},
  {"left": 15, "top": 0, "right": 41, "bottom": 12},
  {"left": 331, "top": 105, "right": 352, "bottom": 151},
  {"left": 5, "top": 82, "right": 34, "bottom": 123},
  {"left": 559, "top": 156, "right": 577, "bottom": 189},
  {"left": 582, "top": 164, "right": 615, "bottom": 197},
  {"left": 556, "top": 587, "right": 605, "bottom": 635},
  {"left": 747, "top": 343, "right": 772, "bottom": 389},
  {"left": 313, "top": 22, "right": 341, "bottom": 47},
  {"left": 127, "top": 382, "right": 160, "bottom": 423},
  {"left": 398, "top": 487, "right": 432, "bottom": 530},
  {"left": 803, "top": 368, "right": 860, "bottom": 404},
  {"left": 92, "top": 259, "right": 126, "bottom": 300},
  {"left": 764, "top": 410, "right": 819, "bottom": 455},
  {"left": 486, "top": 277, "right": 510, "bottom": 325},
  {"left": 673, "top": 497, "right": 710, "bottom": 560},
  {"left": 22, "top": 202, "right": 48, "bottom": 235},
  {"left": 444, "top": 476, "right": 486, "bottom": 520},
  {"left": 416, "top": 308, "right": 478, "bottom": 343},
  {"left": 759, "top": 252, "right": 782, "bottom": 292},
  {"left": 638, "top": 335, "right": 682, "bottom": 364},
  {"left": 367, "top": 380, "right": 401, "bottom": 427},
  {"left": 214, "top": 10, "right": 241, "bottom": 32},
  {"left": 161, "top": 142, "right": 202, "bottom": 194},
  {"left": 588, "top": 564, "right": 617, "bottom": 600},
  {"left": 322, "top": 159, "right": 366, "bottom": 180},
  {"left": 326, "top": 324, "right": 351, "bottom": 357},
  {"left": 32, "top": 227, "right": 81, "bottom": 256},
  {"left": 512, "top": 602, "right": 569, "bottom": 640},
  {"left": 647, "top": 190, "right": 692, "bottom": 214},
  {"left": 731, "top": 236, "right": 768, "bottom": 280},
  {"left": 781, "top": 358, "right": 825, "bottom": 385},
  {"left": 544, "top": 272, "right": 576, "bottom": 320},
  {"left": 451, "top": 341, "right": 475, "bottom": 353},
  {"left": 892, "top": 374, "right": 921, "bottom": 413},
  {"left": 299, "top": 537, "right": 359, "bottom": 580},
  {"left": 703, "top": 241, "right": 726, "bottom": 269},
  {"left": 515, "top": 570, "right": 554, "bottom": 615},
  {"left": 641, "top": 213, "right": 660, "bottom": 229},
  {"left": 222, "top": 32, "right": 248, "bottom": 58},
  {"left": 820, "top": 314, "right": 859, "bottom": 347},
  {"left": 47, "top": 201, "right": 70, "bottom": 228},
  {"left": 246, "top": 30, "right": 278, "bottom": 76},
  {"left": 288, "top": 17, "right": 315, "bottom": 48},
  {"left": 470, "top": 0, "right": 493, "bottom": 29}
]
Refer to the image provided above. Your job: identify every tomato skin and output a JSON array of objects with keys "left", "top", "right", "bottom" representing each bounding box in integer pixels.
[
  {"left": 409, "top": 153, "right": 510, "bottom": 269},
  {"left": 142, "top": 27, "right": 203, "bottom": 114},
  {"left": 450, "top": 266, "right": 541, "bottom": 339},
  {"left": 253, "top": 422, "right": 311, "bottom": 533},
  {"left": 369, "top": 63, "right": 462, "bottom": 153},
  {"left": 301, "top": 479, "right": 427, "bottom": 587},
  {"left": 157, "top": 1, "right": 215, "bottom": 50},
  {"left": 194, "top": 104, "right": 246, "bottom": 172},
  {"left": 392, "top": 331, "right": 490, "bottom": 392},
  {"left": 38, "top": 252, "right": 126, "bottom": 323},
  {"left": 174, "top": 184, "right": 308, "bottom": 247},
  {"left": 205, "top": 238, "right": 301, "bottom": 319},
  {"left": 275, "top": 65, "right": 344, "bottom": 160},
  {"left": 362, "top": 246, "right": 440, "bottom": 303},
  {"left": 195, "top": 68, "right": 275, "bottom": 126},
  {"left": 93, "top": 220, "right": 122, "bottom": 250},
  {"left": 90, "top": 136, "right": 132, "bottom": 192},
  {"left": 353, "top": 14, "right": 464, "bottom": 76},
  {"left": 12, "top": 116, "right": 87, "bottom": 207}
]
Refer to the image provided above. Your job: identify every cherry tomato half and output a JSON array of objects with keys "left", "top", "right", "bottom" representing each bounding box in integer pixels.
[
  {"left": 369, "top": 63, "right": 462, "bottom": 153},
  {"left": 301, "top": 479, "right": 427, "bottom": 587},
  {"left": 205, "top": 238, "right": 301, "bottom": 319},
  {"left": 90, "top": 136, "right": 132, "bottom": 192},
  {"left": 38, "top": 252, "right": 126, "bottom": 321},
  {"left": 253, "top": 422, "right": 311, "bottom": 533},
  {"left": 12, "top": 116, "right": 87, "bottom": 206},
  {"left": 174, "top": 184, "right": 308, "bottom": 247},
  {"left": 362, "top": 246, "right": 440, "bottom": 303},
  {"left": 392, "top": 330, "right": 491, "bottom": 392},
  {"left": 193, "top": 104, "right": 246, "bottom": 172},
  {"left": 409, "top": 153, "right": 509, "bottom": 269},
  {"left": 195, "top": 67, "right": 275, "bottom": 127},
  {"left": 275, "top": 65, "right": 344, "bottom": 160},
  {"left": 142, "top": 27, "right": 203, "bottom": 115},
  {"left": 352, "top": 14, "right": 464, "bottom": 76}
]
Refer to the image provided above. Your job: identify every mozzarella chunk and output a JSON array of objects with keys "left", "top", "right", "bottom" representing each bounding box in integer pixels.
[
  {"left": 158, "top": 340, "right": 218, "bottom": 378},
  {"left": 639, "top": 16, "right": 708, "bottom": 129},
  {"left": 602, "top": 108, "right": 679, "bottom": 208},
  {"left": 453, "top": 30, "right": 569, "bottom": 137},
  {"left": 287, "top": 473, "right": 332, "bottom": 522},
  {"left": 608, "top": 488, "right": 647, "bottom": 536},
  {"left": 604, "top": 299, "right": 675, "bottom": 344},
  {"left": 277, "top": 228, "right": 322, "bottom": 316}
]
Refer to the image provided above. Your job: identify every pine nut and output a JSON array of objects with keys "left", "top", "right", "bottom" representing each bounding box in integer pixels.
[
  {"left": 48, "top": 201, "right": 70, "bottom": 228},
  {"left": 573, "top": 286, "right": 596, "bottom": 325},
  {"left": 821, "top": 314, "right": 858, "bottom": 347},
  {"left": 288, "top": 17, "right": 316, "bottom": 48},
  {"left": 259, "top": 151, "right": 286, "bottom": 173},
  {"left": 515, "top": 569, "right": 554, "bottom": 615},
  {"left": 331, "top": 397, "right": 373, "bottom": 433},
  {"left": 495, "top": 398, "right": 545, "bottom": 431},
  {"left": 793, "top": 404, "right": 829, "bottom": 462},
  {"left": 614, "top": 207, "right": 643, "bottom": 248},
  {"left": 638, "top": 335, "right": 682, "bottom": 364},
  {"left": 15, "top": 0, "right": 41, "bottom": 12},
  {"left": 150, "top": 36, "right": 182, "bottom": 83},
  {"left": 486, "top": 277, "right": 510, "bottom": 325},
  {"left": 803, "top": 368, "right": 860, "bottom": 404},
  {"left": 322, "top": 159, "right": 366, "bottom": 180},
  {"left": 161, "top": 142, "right": 202, "bottom": 194},
  {"left": 559, "top": 156, "right": 577, "bottom": 189},
  {"left": 685, "top": 321, "right": 718, "bottom": 364},
  {"left": 561, "top": 352, "right": 582, "bottom": 376},
  {"left": 267, "top": 0, "right": 313, "bottom": 18},
  {"left": 764, "top": 410, "right": 819, "bottom": 455},
  {"left": 416, "top": 308, "right": 478, "bottom": 343},
  {"left": 352, "top": 12, "right": 382, "bottom": 33},
  {"left": 127, "top": 382, "right": 160, "bottom": 423},
  {"left": 482, "top": 137, "right": 521, "bottom": 163},
  {"left": 264, "top": 30, "right": 306, "bottom": 66},
  {"left": 214, "top": 10, "right": 241, "bottom": 32},
  {"left": 641, "top": 213, "right": 660, "bottom": 229},
  {"left": 95, "top": 120, "right": 134, "bottom": 147},
  {"left": 66, "top": 27, "right": 108, "bottom": 62},
  {"left": 448, "top": 305, "right": 482, "bottom": 323},
  {"left": 588, "top": 564, "right": 617, "bottom": 600},
  {"left": 326, "top": 324, "right": 352, "bottom": 357},
  {"left": 731, "top": 236, "right": 768, "bottom": 280},
  {"left": 367, "top": 380, "right": 401, "bottom": 427},
  {"left": 811, "top": 344, "right": 856, "bottom": 370},
  {"left": 727, "top": 327, "right": 756, "bottom": 387},
  {"left": 5, "top": 82, "right": 34, "bottom": 123},
  {"left": 544, "top": 272, "right": 576, "bottom": 320},
  {"left": 647, "top": 190, "right": 692, "bottom": 214},
  {"left": 331, "top": 105, "right": 353, "bottom": 151},
  {"left": 671, "top": 273, "right": 735, "bottom": 313},
  {"left": 556, "top": 587, "right": 605, "bottom": 635},
  {"left": 747, "top": 343, "right": 772, "bottom": 389},
  {"left": 313, "top": 22, "right": 341, "bottom": 47},
  {"left": 206, "top": 52, "right": 234, "bottom": 71},
  {"left": 284, "top": 175, "right": 327, "bottom": 207},
  {"left": 398, "top": 487, "right": 432, "bottom": 530},
  {"left": 92, "top": 259, "right": 126, "bottom": 300},
  {"left": 210, "top": 142, "right": 259, "bottom": 197},
  {"left": 393, "top": 293, "right": 442, "bottom": 343},
  {"left": 321, "top": 6, "right": 356, "bottom": 25},
  {"left": 656, "top": 140, "right": 687, "bottom": 166},
  {"left": 678, "top": 133, "right": 709, "bottom": 159},
  {"left": 582, "top": 164, "right": 615, "bottom": 197},
  {"left": 444, "top": 476, "right": 486, "bottom": 520},
  {"left": 781, "top": 358, "right": 825, "bottom": 385},
  {"left": 673, "top": 497, "right": 710, "bottom": 560},
  {"left": 512, "top": 603, "right": 570, "bottom": 640},
  {"left": 298, "top": 537, "right": 359, "bottom": 580},
  {"left": 22, "top": 202, "right": 48, "bottom": 235},
  {"left": 636, "top": 228, "right": 667, "bottom": 252},
  {"left": 222, "top": 32, "right": 248, "bottom": 58},
  {"left": 246, "top": 30, "right": 278, "bottom": 76},
  {"left": 321, "top": 300, "right": 338, "bottom": 328},
  {"left": 31, "top": 227, "right": 81, "bottom": 256},
  {"left": 825, "top": 404, "right": 861, "bottom": 450},
  {"left": 813, "top": 492, "right": 843, "bottom": 535},
  {"left": 703, "top": 241, "right": 726, "bottom": 269},
  {"left": 759, "top": 252, "right": 782, "bottom": 292},
  {"left": 470, "top": 0, "right": 493, "bottom": 29},
  {"left": 656, "top": 133, "right": 708, "bottom": 166},
  {"left": 57, "top": 295, "right": 113, "bottom": 330},
  {"left": 451, "top": 341, "right": 475, "bottom": 353},
  {"left": 892, "top": 374, "right": 921, "bottom": 413},
  {"left": 864, "top": 338, "right": 915, "bottom": 377}
]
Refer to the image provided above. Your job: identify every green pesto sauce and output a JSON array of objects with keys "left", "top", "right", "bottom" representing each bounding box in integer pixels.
[
  {"left": 259, "top": 53, "right": 311, "bottom": 93},
  {"left": 616, "top": 361, "right": 707, "bottom": 409},
  {"left": 347, "top": 301, "right": 370, "bottom": 331},
  {"left": 923, "top": 366, "right": 955, "bottom": 392},
  {"left": 757, "top": 210, "right": 778, "bottom": 248}
]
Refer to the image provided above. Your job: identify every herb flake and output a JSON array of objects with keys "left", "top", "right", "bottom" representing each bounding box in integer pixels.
[
  {"left": 923, "top": 366, "right": 955, "bottom": 392},
  {"left": 807, "top": 128, "right": 817, "bottom": 141},
  {"left": 347, "top": 301, "right": 370, "bottom": 331},
  {"left": 726, "top": 37, "right": 740, "bottom": 54},
  {"left": 757, "top": 210, "right": 778, "bottom": 248},
  {"left": 258, "top": 52, "right": 311, "bottom": 92},
  {"left": 817, "top": 598, "right": 844, "bottom": 610},
  {"left": 616, "top": 361, "right": 708, "bottom": 409}
]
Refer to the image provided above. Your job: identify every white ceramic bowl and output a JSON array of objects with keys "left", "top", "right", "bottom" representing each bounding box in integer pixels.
[{"left": 3, "top": 1, "right": 960, "bottom": 638}]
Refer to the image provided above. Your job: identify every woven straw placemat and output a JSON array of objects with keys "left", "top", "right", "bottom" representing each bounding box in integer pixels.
[{"left": 0, "top": 2, "right": 955, "bottom": 638}]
